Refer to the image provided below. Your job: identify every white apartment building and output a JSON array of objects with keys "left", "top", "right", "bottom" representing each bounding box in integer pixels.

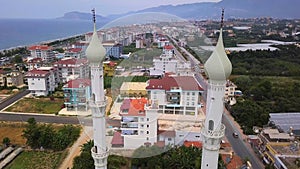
[
  {"left": 53, "top": 58, "right": 89, "bottom": 83},
  {"left": 150, "top": 45, "right": 177, "bottom": 76},
  {"left": 119, "top": 98, "right": 158, "bottom": 149},
  {"left": 25, "top": 67, "right": 56, "bottom": 96},
  {"left": 146, "top": 75, "right": 204, "bottom": 117},
  {"left": 28, "top": 45, "right": 55, "bottom": 63},
  {"left": 150, "top": 45, "right": 194, "bottom": 77}
]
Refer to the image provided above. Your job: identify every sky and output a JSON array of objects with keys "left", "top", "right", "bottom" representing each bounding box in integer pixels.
[{"left": 0, "top": 0, "right": 221, "bottom": 19}]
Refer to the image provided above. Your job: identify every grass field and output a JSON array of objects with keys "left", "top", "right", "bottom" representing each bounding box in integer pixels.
[
  {"left": 5, "top": 97, "right": 64, "bottom": 114},
  {"left": 5, "top": 150, "right": 64, "bottom": 169}
]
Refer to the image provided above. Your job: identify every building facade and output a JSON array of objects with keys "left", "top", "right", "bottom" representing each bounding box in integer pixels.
[
  {"left": 25, "top": 68, "right": 56, "bottom": 96},
  {"left": 146, "top": 75, "right": 204, "bottom": 117},
  {"left": 53, "top": 58, "right": 89, "bottom": 83},
  {"left": 28, "top": 45, "right": 55, "bottom": 63},
  {"left": 63, "top": 78, "right": 91, "bottom": 111},
  {"left": 119, "top": 98, "right": 158, "bottom": 149}
]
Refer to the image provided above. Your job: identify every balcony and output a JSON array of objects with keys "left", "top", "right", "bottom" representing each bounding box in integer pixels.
[
  {"left": 89, "top": 99, "right": 106, "bottom": 108},
  {"left": 121, "top": 123, "right": 138, "bottom": 129},
  {"left": 202, "top": 124, "right": 225, "bottom": 139},
  {"left": 121, "top": 130, "right": 139, "bottom": 136}
]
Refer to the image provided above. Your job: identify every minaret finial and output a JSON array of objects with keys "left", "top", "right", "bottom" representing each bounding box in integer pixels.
[
  {"left": 221, "top": 8, "right": 224, "bottom": 29},
  {"left": 92, "top": 8, "right": 96, "bottom": 23}
]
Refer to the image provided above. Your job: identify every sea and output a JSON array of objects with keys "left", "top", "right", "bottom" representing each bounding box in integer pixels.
[{"left": 0, "top": 19, "right": 106, "bottom": 50}]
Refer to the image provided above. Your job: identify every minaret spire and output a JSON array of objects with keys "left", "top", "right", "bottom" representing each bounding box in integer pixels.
[
  {"left": 201, "top": 8, "right": 232, "bottom": 169},
  {"left": 92, "top": 8, "right": 96, "bottom": 24},
  {"left": 86, "top": 8, "right": 108, "bottom": 169},
  {"left": 221, "top": 8, "right": 224, "bottom": 29}
]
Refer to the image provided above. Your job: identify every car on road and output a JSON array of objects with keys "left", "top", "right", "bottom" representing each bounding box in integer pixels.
[{"left": 233, "top": 132, "right": 239, "bottom": 138}]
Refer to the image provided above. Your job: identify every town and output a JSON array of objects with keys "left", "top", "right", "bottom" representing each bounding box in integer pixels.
[{"left": 0, "top": 15, "right": 300, "bottom": 169}]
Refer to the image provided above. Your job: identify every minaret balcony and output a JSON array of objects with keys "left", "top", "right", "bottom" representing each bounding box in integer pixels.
[
  {"left": 202, "top": 123, "right": 225, "bottom": 139},
  {"left": 89, "top": 99, "right": 107, "bottom": 108},
  {"left": 91, "top": 147, "right": 109, "bottom": 168}
]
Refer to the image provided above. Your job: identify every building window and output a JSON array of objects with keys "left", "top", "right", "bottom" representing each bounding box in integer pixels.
[
  {"left": 140, "top": 118, "right": 144, "bottom": 121},
  {"left": 147, "top": 125, "right": 149, "bottom": 128},
  {"left": 147, "top": 131, "right": 149, "bottom": 134},
  {"left": 147, "top": 118, "right": 149, "bottom": 121},
  {"left": 168, "top": 138, "right": 172, "bottom": 141},
  {"left": 146, "top": 137, "right": 149, "bottom": 140},
  {"left": 141, "top": 124, "right": 144, "bottom": 128}
]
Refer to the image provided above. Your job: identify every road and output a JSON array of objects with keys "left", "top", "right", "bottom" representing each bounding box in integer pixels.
[
  {"left": 223, "top": 113, "right": 264, "bottom": 169},
  {"left": 0, "top": 90, "right": 30, "bottom": 111}
]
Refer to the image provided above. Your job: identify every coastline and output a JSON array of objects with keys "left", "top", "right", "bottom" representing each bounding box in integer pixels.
[{"left": 0, "top": 19, "right": 97, "bottom": 52}]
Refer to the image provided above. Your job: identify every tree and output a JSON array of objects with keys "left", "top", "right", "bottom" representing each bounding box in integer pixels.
[
  {"left": 72, "top": 140, "right": 94, "bottom": 169},
  {"left": 2, "top": 137, "right": 10, "bottom": 147},
  {"left": 22, "top": 118, "right": 40, "bottom": 148}
]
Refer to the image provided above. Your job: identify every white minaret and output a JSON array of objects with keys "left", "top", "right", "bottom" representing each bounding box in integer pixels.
[
  {"left": 201, "top": 9, "right": 232, "bottom": 169},
  {"left": 85, "top": 9, "right": 108, "bottom": 169}
]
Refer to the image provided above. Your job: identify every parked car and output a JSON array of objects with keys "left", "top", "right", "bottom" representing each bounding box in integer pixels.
[{"left": 233, "top": 132, "right": 239, "bottom": 138}]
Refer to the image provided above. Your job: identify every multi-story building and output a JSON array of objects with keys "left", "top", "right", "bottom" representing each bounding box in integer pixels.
[
  {"left": 63, "top": 78, "right": 91, "bottom": 111},
  {"left": 64, "top": 48, "right": 84, "bottom": 58},
  {"left": 146, "top": 75, "right": 204, "bottom": 117},
  {"left": 53, "top": 58, "right": 89, "bottom": 83},
  {"left": 103, "top": 61, "right": 117, "bottom": 76},
  {"left": 102, "top": 41, "right": 123, "bottom": 59},
  {"left": 150, "top": 45, "right": 194, "bottom": 77},
  {"left": 119, "top": 98, "right": 158, "bottom": 149},
  {"left": 0, "top": 70, "right": 24, "bottom": 87},
  {"left": 225, "top": 80, "right": 238, "bottom": 105},
  {"left": 0, "top": 70, "right": 6, "bottom": 87},
  {"left": 25, "top": 67, "right": 56, "bottom": 96},
  {"left": 150, "top": 45, "right": 177, "bottom": 76},
  {"left": 28, "top": 45, "right": 55, "bottom": 63},
  {"left": 27, "top": 58, "right": 44, "bottom": 71},
  {"left": 6, "top": 71, "right": 24, "bottom": 87}
]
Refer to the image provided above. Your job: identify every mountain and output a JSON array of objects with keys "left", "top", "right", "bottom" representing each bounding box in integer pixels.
[
  {"left": 131, "top": 0, "right": 300, "bottom": 19},
  {"left": 57, "top": 11, "right": 110, "bottom": 22},
  {"left": 58, "top": 0, "right": 300, "bottom": 22}
]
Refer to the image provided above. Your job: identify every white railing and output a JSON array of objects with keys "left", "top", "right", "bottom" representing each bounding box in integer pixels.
[{"left": 202, "top": 124, "right": 225, "bottom": 138}]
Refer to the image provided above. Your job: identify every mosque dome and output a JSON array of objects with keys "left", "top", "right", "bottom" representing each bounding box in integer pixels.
[
  {"left": 204, "top": 29, "right": 232, "bottom": 81},
  {"left": 85, "top": 24, "right": 106, "bottom": 63}
]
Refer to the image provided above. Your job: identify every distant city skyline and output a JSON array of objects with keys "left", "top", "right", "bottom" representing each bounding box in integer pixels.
[{"left": 1, "top": 0, "right": 221, "bottom": 19}]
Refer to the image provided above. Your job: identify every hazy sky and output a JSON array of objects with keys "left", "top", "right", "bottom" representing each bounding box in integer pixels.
[{"left": 0, "top": 0, "right": 221, "bottom": 19}]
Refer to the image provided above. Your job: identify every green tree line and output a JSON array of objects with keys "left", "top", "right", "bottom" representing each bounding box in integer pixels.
[{"left": 22, "top": 118, "right": 81, "bottom": 151}]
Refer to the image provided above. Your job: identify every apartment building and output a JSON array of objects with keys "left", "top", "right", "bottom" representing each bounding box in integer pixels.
[
  {"left": 119, "top": 98, "right": 158, "bottom": 149},
  {"left": 63, "top": 78, "right": 91, "bottom": 111},
  {"left": 53, "top": 58, "right": 89, "bottom": 83},
  {"left": 28, "top": 45, "right": 55, "bottom": 63},
  {"left": 146, "top": 75, "right": 204, "bottom": 117},
  {"left": 25, "top": 67, "right": 56, "bottom": 96}
]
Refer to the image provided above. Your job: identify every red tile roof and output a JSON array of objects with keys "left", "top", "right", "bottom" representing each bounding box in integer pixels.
[
  {"left": 183, "top": 141, "right": 202, "bottom": 148},
  {"left": 120, "top": 98, "right": 148, "bottom": 116},
  {"left": 27, "top": 57, "right": 43, "bottom": 63},
  {"left": 158, "top": 130, "right": 176, "bottom": 137},
  {"left": 146, "top": 76, "right": 203, "bottom": 91},
  {"left": 25, "top": 69, "right": 49, "bottom": 77},
  {"left": 67, "top": 48, "right": 82, "bottom": 53},
  {"left": 111, "top": 131, "right": 124, "bottom": 146},
  {"left": 103, "top": 61, "right": 117, "bottom": 67},
  {"left": 221, "top": 154, "right": 243, "bottom": 169},
  {"left": 28, "top": 45, "right": 52, "bottom": 51},
  {"left": 164, "top": 45, "right": 174, "bottom": 50},
  {"left": 64, "top": 78, "right": 91, "bottom": 88},
  {"left": 54, "top": 58, "right": 87, "bottom": 66}
]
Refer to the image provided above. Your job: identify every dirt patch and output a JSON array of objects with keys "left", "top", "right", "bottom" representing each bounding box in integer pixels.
[{"left": 0, "top": 122, "right": 26, "bottom": 145}]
